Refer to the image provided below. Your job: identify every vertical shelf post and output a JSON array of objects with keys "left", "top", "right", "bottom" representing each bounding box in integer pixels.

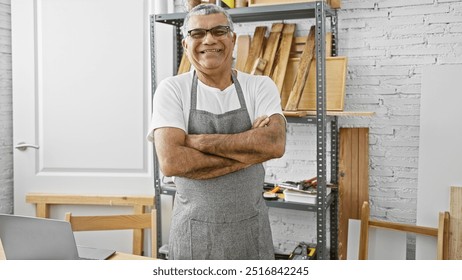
[
  {"left": 150, "top": 15, "right": 163, "bottom": 259},
  {"left": 329, "top": 9, "right": 339, "bottom": 260},
  {"left": 315, "top": 0, "right": 328, "bottom": 260}
]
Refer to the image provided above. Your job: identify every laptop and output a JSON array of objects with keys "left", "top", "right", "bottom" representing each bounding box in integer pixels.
[{"left": 0, "top": 214, "right": 115, "bottom": 260}]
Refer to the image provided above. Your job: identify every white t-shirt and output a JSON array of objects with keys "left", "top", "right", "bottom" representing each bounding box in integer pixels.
[{"left": 147, "top": 70, "right": 284, "bottom": 142}]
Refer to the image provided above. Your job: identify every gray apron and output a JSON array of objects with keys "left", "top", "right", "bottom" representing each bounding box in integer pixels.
[{"left": 168, "top": 71, "right": 274, "bottom": 260}]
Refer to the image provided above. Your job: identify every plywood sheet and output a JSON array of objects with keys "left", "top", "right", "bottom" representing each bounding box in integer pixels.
[
  {"left": 282, "top": 56, "right": 347, "bottom": 111},
  {"left": 338, "top": 128, "right": 369, "bottom": 260},
  {"left": 291, "top": 33, "right": 332, "bottom": 58}
]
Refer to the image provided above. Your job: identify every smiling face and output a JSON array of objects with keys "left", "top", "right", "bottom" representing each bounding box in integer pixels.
[{"left": 182, "top": 13, "right": 236, "bottom": 77}]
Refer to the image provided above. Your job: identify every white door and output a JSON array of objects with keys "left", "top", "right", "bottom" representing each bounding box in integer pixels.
[{"left": 11, "top": 0, "right": 158, "bottom": 252}]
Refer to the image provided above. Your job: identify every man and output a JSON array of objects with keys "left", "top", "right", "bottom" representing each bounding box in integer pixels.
[{"left": 147, "top": 4, "right": 286, "bottom": 260}]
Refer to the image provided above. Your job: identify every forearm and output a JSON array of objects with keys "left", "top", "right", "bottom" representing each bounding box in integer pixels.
[
  {"left": 186, "top": 114, "right": 286, "bottom": 164},
  {"left": 164, "top": 146, "right": 249, "bottom": 179},
  {"left": 154, "top": 128, "right": 249, "bottom": 180}
]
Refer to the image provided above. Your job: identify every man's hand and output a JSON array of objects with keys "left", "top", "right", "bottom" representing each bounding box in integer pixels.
[{"left": 252, "top": 115, "right": 270, "bottom": 128}]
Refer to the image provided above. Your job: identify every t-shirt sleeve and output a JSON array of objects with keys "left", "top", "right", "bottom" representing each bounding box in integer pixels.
[
  {"left": 254, "top": 76, "right": 286, "bottom": 124},
  {"left": 146, "top": 78, "right": 186, "bottom": 142}
]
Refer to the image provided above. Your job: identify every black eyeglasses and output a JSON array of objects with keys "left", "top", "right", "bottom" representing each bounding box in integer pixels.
[{"left": 187, "top": 26, "right": 231, "bottom": 40}]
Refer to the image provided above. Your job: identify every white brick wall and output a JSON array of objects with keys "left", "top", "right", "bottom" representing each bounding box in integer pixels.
[{"left": 0, "top": 0, "right": 12, "bottom": 215}]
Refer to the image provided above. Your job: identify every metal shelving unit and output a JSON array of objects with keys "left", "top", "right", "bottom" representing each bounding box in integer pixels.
[{"left": 150, "top": 1, "right": 339, "bottom": 260}]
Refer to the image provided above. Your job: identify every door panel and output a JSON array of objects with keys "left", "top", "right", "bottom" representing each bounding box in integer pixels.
[{"left": 12, "top": 0, "right": 155, "bottom": 253}]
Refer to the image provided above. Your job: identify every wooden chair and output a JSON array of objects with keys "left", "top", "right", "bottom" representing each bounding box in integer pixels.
[
  {"left": 358, "top": 201, "right": 449, "bottom": 260},
  {"left": 65, "top": 209, "right": 157, "bottom": 258}
]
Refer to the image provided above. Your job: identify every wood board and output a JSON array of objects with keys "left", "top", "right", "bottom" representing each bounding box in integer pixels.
[
  {"left": 262, "top": 23, "right": 283, "bottom": 76},
  {"left": 291, "top": 33, "right": 332, "bottom": 58},
  {"left": 250, "top": 58, "right": 267, "bottom": 75},
  {"left": 338, "top": 128, "right": 369, "bottom": 260},
  {"left": 235, "top": 35, "right": 250, "bottom": 72},
  {"left": 177, "top": 52, "right": 191, "bottom": 75},
  {"left": 449, "top": 186, "right": 462, "bottom": 259},
  {"left": 243, "top": 26, "right": 267, "bottom": 73},
  {"left": 298, "top": 56, "right": 347, "bottom": 111},
  {"left": 271, "top": 23, "right": 295, "bottom": 94},
  {"left": 284, "top": 25, "right": 315, "bottom": 111},
  {"left": 281, "top": 56, "right": 347, "bottom": 111}
]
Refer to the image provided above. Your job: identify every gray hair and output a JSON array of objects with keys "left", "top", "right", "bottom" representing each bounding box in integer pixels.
[{"left": 181, "top": 4, "right": 234, "bottom": 38}]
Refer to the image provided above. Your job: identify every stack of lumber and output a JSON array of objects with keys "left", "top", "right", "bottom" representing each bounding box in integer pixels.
[{"left": 236, "top": 23, "right": 346, "bottom": 112}]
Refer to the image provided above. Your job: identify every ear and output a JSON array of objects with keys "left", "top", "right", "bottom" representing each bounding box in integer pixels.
[
  {"left": 182, "top": 39, "right": 188, "bottom": 55},
  {"left": 232, "top": 32, "right": 237, "bottom": 45}
]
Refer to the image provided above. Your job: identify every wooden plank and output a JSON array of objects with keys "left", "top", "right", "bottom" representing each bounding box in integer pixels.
[
  {"left": 449, "top": 186, "right": 462, "bottom": 259},
  {"left": 297, "top": 56, "right": 347, "bottom": 111},
  {"left": 133, "top": 204, "right": 145, "bottom": 256},
  {"left": 26, "top": 193, "right": 154, "bottom": 207},
  {"left": 351, "top": 128, "right": 359, "bottom": 219},
  {"left": 284, "top": 25, "right": 315, "bottom": 111},
  {"left": 291, "top": 33, "right": 332, "bottom": 58},
  {"left": 437, "top": 211, "right": 450, "bottom": 260},
  {"left": 271, "top": 24, "right": 295, "bottom": 94},
  {"left": 358, "top": 128, "right": 370, "bottom": 210},
  {"left": 250, "top": 58, "right": 267, "bottom": 75},
  {"left": 36, "top": 203, "right": 50, "bottom": 218},
  {"left": 369, "top": 220, "right": 438, "bottom": 237},
  {"left": 243, "top": 26, "right": 267, "bottom": 74},
  {"left": 67, "top": 213, "right": 152, "bottom": 231},
  {"left": 358, "top": 201, "right": 370, "bottom": 260},
  {"left": 177, "top": 52, "right": 191, "bottom": 75},
  {"left": 235, "top": 35, "right": 250, "bottom": 72},
  {"left": 338, "top": 128, "right": 352, "bottom": 260},
  {"left": 261, "top": 23, "right": 283, "bottom": 76},
  {"left": 338, "top": 128, "right": 370, "bottom": 259}
]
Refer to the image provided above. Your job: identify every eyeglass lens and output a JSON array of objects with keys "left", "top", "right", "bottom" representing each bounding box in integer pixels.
[{"left": 188, "top": 26, "right": 230, "bottom": 39}]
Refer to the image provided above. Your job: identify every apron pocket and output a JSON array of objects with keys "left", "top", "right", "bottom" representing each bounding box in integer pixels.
[{"left": 190, "top": 215, "right": 260, "bottom": 260}]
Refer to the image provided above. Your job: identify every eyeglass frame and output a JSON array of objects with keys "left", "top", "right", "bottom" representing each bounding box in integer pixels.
[{"left": 186, "top": 25, "right": 232, "bottom": 40}]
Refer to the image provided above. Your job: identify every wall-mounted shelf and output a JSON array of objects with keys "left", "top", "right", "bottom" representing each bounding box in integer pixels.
[{"left": 155, "top": 2, "right": 335, "bottom": 26}]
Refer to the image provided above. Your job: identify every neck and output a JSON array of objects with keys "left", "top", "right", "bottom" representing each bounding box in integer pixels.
[{"left": 196, "top": 69, "right": 234, "bottom": 91}]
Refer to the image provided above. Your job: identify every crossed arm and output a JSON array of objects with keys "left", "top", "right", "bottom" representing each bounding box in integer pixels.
[{"left": 153, "top": 114, "right": 286, "bottom": 180}]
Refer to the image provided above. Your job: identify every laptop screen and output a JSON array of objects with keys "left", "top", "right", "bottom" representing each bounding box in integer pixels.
[{"left": 0, "top": 214, "right": 81, "bottom": 260}]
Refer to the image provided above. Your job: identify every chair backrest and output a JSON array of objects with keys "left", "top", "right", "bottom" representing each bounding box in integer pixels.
[
  {"left": 65, "top": 209, "right": 157, "bottom": 258},
  {"left": 358, "top": 201, "right": 449, "bottom": 260}
]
